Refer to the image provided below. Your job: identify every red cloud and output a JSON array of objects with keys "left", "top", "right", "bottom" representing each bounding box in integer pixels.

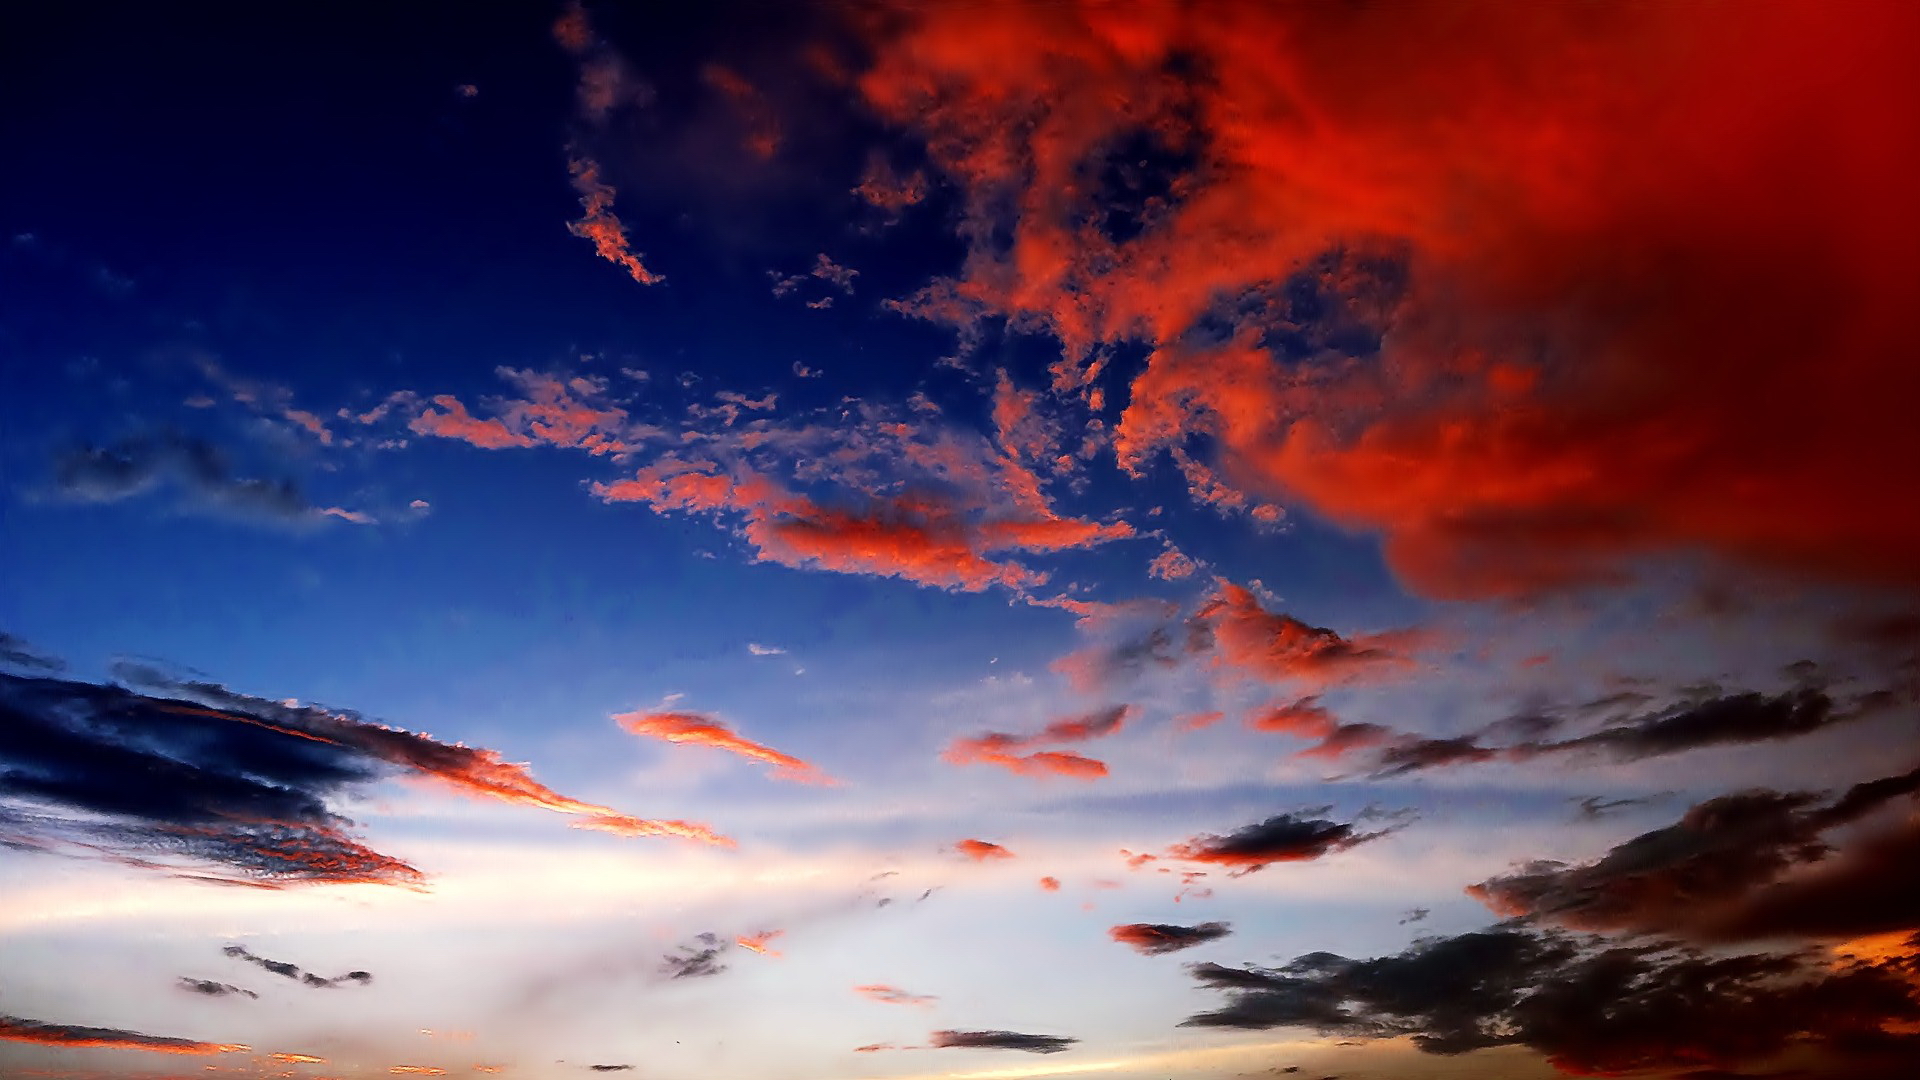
[
  {"left": 855, "top": 984, "right": 938, "bottom": 1007},
  {"left": 1038, "top": 876, "right": 1061, "bottom": 891},
  {"left": 615, "top": 710, "right": 834, "bottom": 785},
  {"left": 409, "top": 396, "right": 534, "bottom": 450},
  {"left": 595, "top": 458, "right": 1130, "bottom": 596},
  {"left": 1199, "top": 584, "right": 1411, "bottom": 687},
  {"left": 955, "top": 839, "right": 1015, "bottom": 861},
  {"left": 857, "top": 0, "right": 1920, "bottom": 597},
  {"left": 945, "top": 705, "right": 1129, "bottom": 780}
]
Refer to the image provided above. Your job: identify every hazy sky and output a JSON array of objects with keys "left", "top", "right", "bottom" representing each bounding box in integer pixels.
[{"left": 3, "top": 2, "right": 1918, "bottom": 1079}]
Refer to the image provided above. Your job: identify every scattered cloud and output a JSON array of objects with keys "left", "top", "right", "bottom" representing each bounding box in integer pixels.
[
  {"left": 51, "top": 432, "right": 329, "bottom": 526},
  {"left": 614, "top": 710, "right": 834, "bottom": 784},
  {"left": 1109, "top": 922, "right": 1232, "bottom": 956},
  {"left": 222, "top": 945, "right": 370, "bottom": 988},
  {"left": 930, "top": 1029, "right": 1077, "bottom": 1054},
  {"left": 662, "top": 933, "right": 728, "bottom": 980},
  {"left": 954, "top": 839, "right": 1015, "bottom": 861},
  {"left": 944, "top": 705, "right": 1131, "bottom": 780},
  {"left": 177, "top": 978, "right": 256, "bottom": 999},
  {"left": 856, "top": 984, "right": 937, "bottom": 1007},
  {"left": 1167, "top": 813, "right": 1396, "bottom": 875}
]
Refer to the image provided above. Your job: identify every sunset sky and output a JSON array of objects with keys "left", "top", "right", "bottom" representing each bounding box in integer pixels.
[{"left": 3, "top": 2, "right": 1919, "bottom": 1079}]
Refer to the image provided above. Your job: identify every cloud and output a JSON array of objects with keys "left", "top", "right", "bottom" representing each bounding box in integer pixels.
[
  {"left": 614, "top": 710, "right": 834, "bottom": 784},
  {"left": 944, "top": 704, "right": 1131, "bottom": 780},
  {"left": 930, "top": 1030, "right": 1078, "bottom": 1054},
  {"left": 0, "top": 658, "right": 726, "bottom": 886},
  {"left": 1182, "top": 927, "right": 1920, "bottom": 1076},
  {"left": 1362, "top": 686, "right": 1888, "bottom": 779},
  {"left": 662, "top": 933, "right": 728, "bottom": 979},
  {"left": 856, "top": 984, "right": 938, "bottom": 1007},
  {"left": 222, "top": 945, "right": 370, "bottom": 988},
  {"left": 1148, "top": 545, "right": 1197, "bottom": 581},
  {"left": 856, "top": 0, "right": 1920, "bottom": 598},
  {"left": 177, "top": 978, "right": 257, "bottom": 999},
  {"left": 747, "top": 643, "right": 787, "bottom": 656},
  {"left": 409, "top": 396, "right": 536, "bottom": 450},
  {"left": 1039, "top": 876, "right": 1061, "bottom": 891},
  {"left": 770, "top": 254, "right": 859, "bottom": 300},
  {"left": 52, "top": 432, "right": 324, "bottom": 525},
  {"left": 1167, "top": 813, "right": 1395, "bottom": 875},
  {"left": 588, "top": 1065, "right": 635, "bottom": 1072},
  {"left": 270, "top": 1053, "right": 328, "bottom": 1064},
  {"left": 736, "top": 930, "right": 783, "bottom": 956},
  {"left": 955, "top": 839, "right": 1015, "bottom": 861},
  {"left": 0, "top": 1014, "right": 248, "bottom": 1055},
  {"left": 1469, "top": 764, "right": 1920, "bottom": 943},
  {"left": 0, "top": 632, "right": 63, "bottom": 672},
  {"left": 1109, "top": 921, "right": 1232, "bottom": 955}
]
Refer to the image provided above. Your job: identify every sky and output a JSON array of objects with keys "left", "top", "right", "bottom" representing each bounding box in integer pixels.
[{"left": 2, "top": 1, "right": 1919, "bottom": 1078}]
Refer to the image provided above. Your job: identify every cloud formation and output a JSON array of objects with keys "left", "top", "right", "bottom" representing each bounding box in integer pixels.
[
  {"left": 662, "top": 933, "right": 729, "bottom": 980},
  {"left": 176, "top": 978, "right": 257, "bottom": 999},
  {"left": 1109, "top": 921, "right": 1232, "bottom": 955},
  {"left": 51, "top": 432, "right": 337, "bottom": 526},
  {"left": 1167, "top": 813, "right": 1393, "bottom": 875},
  {"left": 223, "top": 945, "right": 371, "bottom": 988},
  {"left": 1183, "top": 928, "right": 1920, "bottom": 1077},
  {"left": 855, "top": 984, "right": 937, "bottom": 1007},
  {"left": 944, "top": 704, "right": 1131, "bottom": 780},
  {"left": 1470, "top": 764, "right": 1920, "bottom": 943},
  {"left": 0, "top": 1014, "right": 247, "bottom": 1055},
  {"left": 615, "top": 710, "right": 833, "bottom": 784},
  {"left": 929, "top": 1030, "right": 1078, "bottom": 1054},
  {"left": 856, "top": 0, "right": 1920, "bottom": 598},
  {"left": 0, "top": 657, "right": 726, "bottom": 886},
  {"left": 954, "top": 839, "right": 1015, "bottom": 861}
]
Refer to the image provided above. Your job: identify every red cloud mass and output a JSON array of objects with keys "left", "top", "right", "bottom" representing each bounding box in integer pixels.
[
  {"left": 615, "top": 710, "right": 834, "bottom": 785},
  {"left": 856, "top": 0, "right": 1920, "bottom": 598}
]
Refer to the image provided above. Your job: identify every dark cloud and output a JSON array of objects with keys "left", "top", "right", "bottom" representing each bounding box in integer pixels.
[
  {"left": 0, "top": 654, "right": 720, "bottom": 886},
  {"left": 662, "top": 933, "right": 728, "bottom": 979},
  {"left": 1109, "top": 921, "right": 1233, "bottom": 955},
  {"left": 1183, "top": 927, "right": 1920, "bottom": 1076},
  {"left": 588, "top": 1067, "right": 635, "bottom": 1073},
  {"left": 0, "top": 632, "right": 64, "bottom": 672},
  {"left": 1168, "top": 813, "right": 1394, "bottom": 875},
  {"left": 52, "top": 431, "right": 312, "bottom": 523},
  {"left": 176, "top": 978, "right": 257, "bottom": 999},
  {"left": 1472, "top": 765, "right": 1920, "bottom": 943},
  {"left": 0, "top": 669, "right": 419, "bottom": 886},
  {"left": 223, "top": 945, "right": 370, "bottom": 988},
  {"left": 1573, "top": 794, "right": 1666, "bottom": 820},
  {"left": 930, "top": 1029, "right": 1077, "bottom": 1054},
  {"left": 0, "top": 1013, "right": 245, "bottom": 1055},
  {"left": 1398, "top": 908, "right": 1430, "bottom": 925},
  {"left": 1365, "top": 687, "right": 1888, "bottom": 779}
]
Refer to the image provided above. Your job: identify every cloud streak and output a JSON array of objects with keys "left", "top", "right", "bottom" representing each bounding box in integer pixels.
[{"left": 615, "top": 710, "right": 834, "bottom": 784}]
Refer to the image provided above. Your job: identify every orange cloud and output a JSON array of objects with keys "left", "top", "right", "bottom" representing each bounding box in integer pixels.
[
  {"left": 1199, "top": 584, "right": 1410, "bottom": 687},
  {"left": 857, "top": 0, "right": 1920, "bottom": 597},
  {"left": 0, "top": 1016, "right": 248, "bottom": 1055},
  {"left": 1147, "top": 546, "right": 1197, "bottom": 581},
  {"left": 409, "top": 396, "right": 534, "bottom": 450},
  {"left": 955, "top": 839, "right": 1015, "bottom": 861},
  {"left": 855, "top": 984, "right": 938, "bottom": 1007},
  {"left": 944, "top": 704, "right": 1129, "bottom": 780},
  {"left": 1038, "top": 876, "right": 1061, "bottom": 891},
  {"left": 566, "top": 155, "right": 663, "bottom": 286},
  {"left": 389, "top": 1069, "right": 447, "bottom": 1076},
  {"left": 268, "top": 1053, "right": 327, "bottom": 1064},
  {"left": 736, "top": 930, "right": 784, "bottom": 956},
  {"left": 615, "top": 710, "right": 834, "bottom": 785}
]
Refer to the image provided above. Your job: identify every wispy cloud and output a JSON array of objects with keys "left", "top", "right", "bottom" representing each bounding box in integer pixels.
[
  {"left": 0, "top": 1014, "right": 248, "bottom": 1055},
  {"left": 615, "top": 710, "right": 834, "bottom": 785}
]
